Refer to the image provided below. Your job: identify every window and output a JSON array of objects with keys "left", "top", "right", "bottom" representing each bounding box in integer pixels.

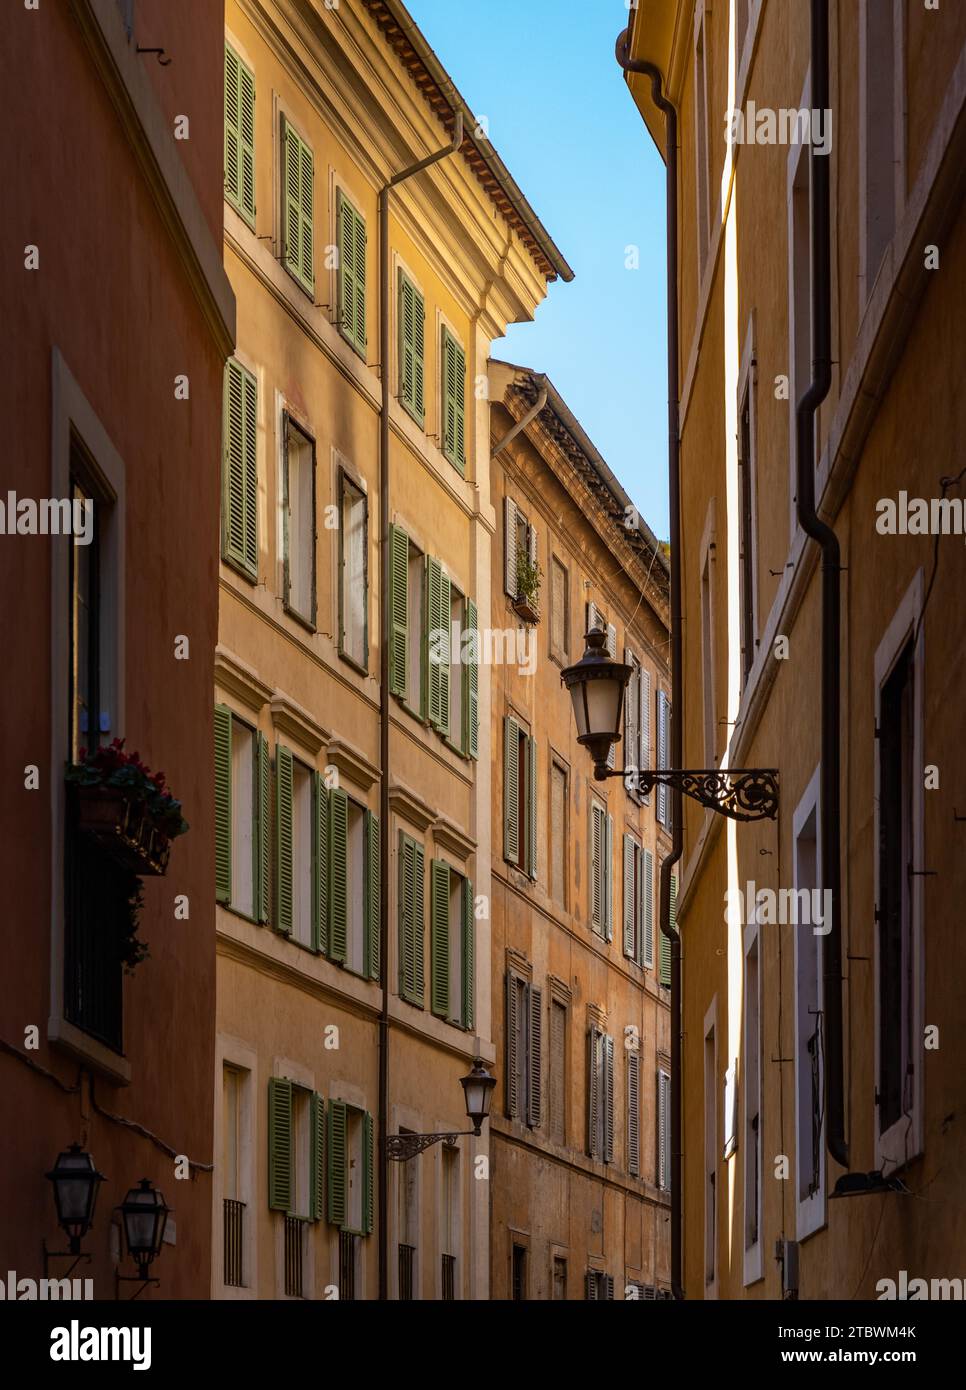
[
  {"left": 700, "top": 540, "right": 716, "bottom": 764},
  {"left": 339, "top": 1231, "right": 358, "bottom": 1300},
  {"left": 440, "top": 326, "right": 466, "bottom": 474},
  {"left": 397, "top": 832, "right": 425, "bottom": 1006},
  {"left": 659, "top": 871, "right": 677, "bottom": 988},
  {"left": 282, "top": 415, "right": 315, "bottom": 626},
  {"left": 281, "top": 117, "right": 314, "bottom": 296},
  {"left": 549, "top": 996, "right": 567, "bottom": 1144},
  {"left": 328, "top": 789, "right": 380, "bottom": 979},
  {"left": 627, "top": 1047, "right": 641, "bottom": 1177},
  {"left": 788, "top": 118, "right": 814, "bottom": 516},
  {"left": 505, "top": 969, "right": 541, "bottom": 1126},
  {"left": 398, "top": 271, "right": 425, "bottom": 425},
  {"left": 425, "top": 556, "right": 478, "bottom": 755},
  {"left": 267, "top": 1078, "right": 324, "bottom": 1224},
  {"left": 704, "top": 1010, "right": 717, "bottom": 1290},
  {"left": 222, "top": 358, "right": 258, "bottom": 581},
  {"left": 623, "top": 650, "right": 651, "bottom": 802},
  {"left": 430, "top": 860, "right": 474, "bottom": 1029},
  {"left": 793, "top": 770, "right": 824, "bottom": 1238},
  {"left": 339, "top": 469, "right": 368, "bottom": 670},
  {"left": 552, "top": 1256, "right": 567, "bottom": 1300},
  {"left": 504, "top": 716, "right": 536, "bottom": 878},
  {"left": 657, "top": 1067, "right": 671, "bottom": 1190},
  {"left": 586, "top": 1269, "right": 614, "bottom": 1300},
  {"left": 738, "top": 378, "right": 758, "bottom": 687},
  {"left": 622, "top": 835, "right": 654, "bottom": 968},
  {"left": 860, "top": 0, "right": 900, "bottom": 300},
  {"left": 69, "top": 472, "right": 100, "bottom": 762},
  {"left": 213, "top": 707, "right": 269, "bottom": 923},
  {"left": 327, "top": 1099, "right": 374, "bottom": 1236},
  {"left": 449, "top": 585, "right": 464, "bottom": 749},
  {"left": 743, "top": 920, "right": 763, "bottom": 1283},
  {"left": 550, "top": 759, "right": 568, "bottom": 908},
  {"left": 406, "top": 538, "right": 425, "bottom": 715},
  {"left": 590, "top": 800, "right": 613, "bottom": 939},
  {"left": 224, "top": 44, "right": 255, "bottom": 226},
  {"left": 511, "top": 1244, "right": 528, "bottom": 1301},
  {"left": 396, "top": 1129, "right": 418, "bottom": 1299},
  {"left": 441, "top": 1143, "right": 459, "bottom": 1300},
  {"left": 656, "top": 690, "right": 672, "bottom": 829},
  {"left": 336, "top": 190, "right": 366, "bottom": 356},
  {"left": 694, "top": 0, "right": 712, "bottom": 272},
  {"left": 550, "top": 555, "right": 569, "bottom": 661},
  {"left": 587, "top": 1024, "right": 614, "bottom": 1161},
  {"left": 273, "top": 747, "right": 328, "bottom": 949},
  {"left": 222, "top": 1064, "right": 248, "bottom": 1288},
  {"left": 504, "top": 496, "right": 538, "bottom": 610}
]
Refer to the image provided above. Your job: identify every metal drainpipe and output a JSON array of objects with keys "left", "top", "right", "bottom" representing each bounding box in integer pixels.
[
  {"left": 796, "top": 0, "right": 848, "bottom": 1168},
  {"left": 615, "top": 30, "right": 684, "bottom": 1299},
  {"left": 377, "top": 111, "right": 464, "bottom": 1302}
]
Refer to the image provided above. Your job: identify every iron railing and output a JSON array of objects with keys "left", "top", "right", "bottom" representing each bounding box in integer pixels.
[
  {"left": 339, "top": 1231, "right": 356, "bottom": 1301},
  {"left": 441, "top": 1253, "right": 456, "bottom": 1301},
  {"left": 398, "top": 1243, "right": 415, "bottom": 1300},
  {"left": 284, "top": 1215, "right": 304, "bottom": 1298},
  {"left": 223, "top": 1198, "right": 245, "bottom": 1287}
]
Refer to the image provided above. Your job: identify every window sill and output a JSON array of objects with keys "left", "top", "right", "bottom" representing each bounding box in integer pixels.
[
  {"left": 443, "top": 737, "right": 469, "bottom": 761},
  {"left": 283, "top": 602, "right": 316, "bottom": 636},
  {"left": 221, "top": 553, "right": 258, "bottom": 586},
  {"left": 398, "top": 696, "right": 426, "bottom": 726},
  {"left": 399, "top": 398, "right": 425, "bottom": 431},
  {"left": 219, "top": 902, "right": 262, "bottom": 929},
  {"left": 338, "top": 649, "right": 369, "bottom": 678},
  {"left": 48, "top": 1014, "right": 131, "bottom": 1086}
]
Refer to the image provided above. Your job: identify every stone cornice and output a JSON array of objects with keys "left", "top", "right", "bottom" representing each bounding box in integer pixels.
[
  {"left": 388, "top": 780, "right": 437, "bottom": 833},
  {"left": 270, "top": 693, "right": 328, "bottom": 755},
  {"left": 215, "top": 645, "right": 273, "bottom": 713},
  {"left": 326, "top": 736, "right": 381, "bottom": 793},
  {"left": 432, "top": 815, "right": 476, "bottom": 863}
]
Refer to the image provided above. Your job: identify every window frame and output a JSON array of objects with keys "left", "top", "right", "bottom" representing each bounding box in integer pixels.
[
  {"left": 737, "top": 321, "right": 759, "bottom": 688},
  {"left": 281, "top": 411, "right": 317, "bottom": 630},
  {"left": 439, "top": 323, "right": 467, "bottom": 475},
  {"left": 793, "top": 765, "right": 826, "bottom": 1240},
  {"left": 335, "top": 187, "right": 367, "bottom": 358},
  {"left": 224, "top": 41, "right": 256, "bottom": 229},
  {"left": 549, "top": 552, "right": 569, "bottom": 664},
  {"left": 337, "top": 464, "right": 369, "bottom": 674}
]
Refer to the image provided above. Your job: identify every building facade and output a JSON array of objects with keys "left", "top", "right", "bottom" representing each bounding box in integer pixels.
[
  {"left": 622, "top": 0, "right": 966, "bottom": 1297},
  {"left": 488, "top": 361, "right": 673, "bottom": 1299},
  {"left": 0, "top": 0, "right": 233, "bottom": 1296},
  {"left": 212, "top": 0, "right": 569, "bottom": 1300}
]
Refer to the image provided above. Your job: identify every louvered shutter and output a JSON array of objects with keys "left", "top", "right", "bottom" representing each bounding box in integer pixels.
[
  {"left": 465, "top": 597, "right": 479, "bottom": 757},
  {"left": 352, "top": 206, "right": 367, "bottom": 352},
  {"left": 586, "top": 1270, "right": 599, "bottom": 1301},
  {"left": 642, "top": 847, "right": 654, "bottom": 968},
  {"left": 590, "top": 803, "right": 603, "bottom": 932},
  {"left": 504, "top": 717, "right": 520, "bottom": 863},
  {"left": 398, "top": 833, "right": 418, "bottom": 1004},
  {"left": 656, "top": 691, "right": 670, "bottom": 827},
  {"left": 628, "top": 1050, "right": 641, "bottom": 1177},
  {"left": 461, "top": 875, "right": 474, "bottom": 1029},
  {"left": 603, "top": 1034, "right": 615, "bottom": 1162},
  {"left": 442, "top": 328, "right": 466, "bottom": 475},
  {"left": 528, "top": 985, "right": 542, "bottom": 1128},
  {"left": 328, "top": 788, "right": 348, "bottom": 963},
  {"left": 430, "top": 859, "right": 450, "bottom": 1018},
  {"left": 412, "top": 841, "right": 425, "bottom": 1002},
  {"left": 505, "top": 973, "right": 519, "bottom": 1118},
  {"left": 312, "top": 772, "right": 327, "bottom": 950},
  {"left": 504, "top": 495, "right": 519, "bottom": 596},
  {"left": 327, "top": 1099, "right": 347, "bottom": 1226},
  {"left": 640, "top": 667, "right": 652, "bottom": 804},
  {"left": 268, "top": 1076, "right": 292, "bottom": 1211},
  {"left": 337, "top": 192, "right": 366, "bottom": 355},
  {"left": 223, "top": 359, "right": 258, "bottom": 579},
  {"left": 624, "top": 652, "right": 639, "bottom": 794},
  {"left": 364, "top": 810, "right": 380, "bottom": 980},
  {"left": 526, "top": 735, "right": 537, "bottom": 880},
  {"left": 427, "top": 557, "right": 450, "bottom": 736},
  {"left": 604, "top": 814, "right": 614, "bottom": 941},
  {"left": 214, "top": 704, "right": 232, "bottom": 905},
  {"left": 282, "top": 119, "right": 313, "bottom": 294},
  {"left": 659, "top": 871, "right": 676, "bottom": 988},
  {"left": 587, "top": 1027, "right": 600, "bottom": 1157},
  {"left": 225, "top": 46, "right": 255, "bottom": 226},
  {"left": 606, "top": 623, "right": 617, "bottom": 657},
  {"left": 604, "top": 1274, "right": 616, "bottom": 1300},
  {"left": 389, "top": 523, "right": 408, "bottom": 698},
  {"left": 309, "top": 1092, "right": 325, "bottom": 1220},
  {"left": 586, "top": 600, "right": 601, "bottom": 634},
  {"left": 363, "top": 1110, "right": 374, "bottom": 1234},
  {"left": 658, "top": 1070, "right": 670, "bottom": 1188},
  {"left": 256, "top": 734, "right": 270, "bottom": 923},
  {"left": 298, "top": 134, "right": 314, "bottom": 291},
  {"left": 622, "top": 835, "right": 636, "bottom": 957},
  {"left": 398, "top": 273, "right": 425, "bottom": 424},
  {"left": 274, "top": 745, "right": 293, "bottom": 936}
]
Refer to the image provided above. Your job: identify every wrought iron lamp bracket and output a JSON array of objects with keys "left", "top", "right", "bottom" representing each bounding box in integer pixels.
[
  {"left": 387, "top": 1131, "right": 475, "bottom": 1162},
  {"left": 596, "top": 766, "right": 779, "bottom": 822}
]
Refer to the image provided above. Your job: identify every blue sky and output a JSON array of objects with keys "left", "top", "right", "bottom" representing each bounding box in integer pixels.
[{"left": 406, "top": 0, "right": 670, "bottom": 537}]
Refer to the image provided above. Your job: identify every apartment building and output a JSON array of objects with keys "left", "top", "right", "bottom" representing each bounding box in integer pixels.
[
  {"left": 213, "top": 0, "right": 570, "bottom": 1300},
  {"left": 0, "top": 0, "right": 233, "bottom": 1295},
  {"left": 488, "top": 361, "right": 673, "bottom": 1299},
  {"left": 621, "top": 0, "right": 966, "bottom": 1296}
]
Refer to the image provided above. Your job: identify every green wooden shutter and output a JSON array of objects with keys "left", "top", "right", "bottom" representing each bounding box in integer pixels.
[
  {"left": 225, "top": 45, "right": 255, "bottom": 226},
  {"left": 223, "top": 359, "right": 258, "bottom": 579},
  {"left": 309, "top": 1091, "right": 325, "bottom": 1221},
  {"left": 398, "top": 834, "right": 425, "bottom": 1006},
  {"left": 363, "top": 1110, "right": 374, "bottom": 1235},
  {"left": 427, "top": 556, "right": 450, "bottom": 735},
  {"left": 430, "top": 859, "right": 450, "bottom": 1018},
  {"left": 504, "top": 716, "right": 520, "bottom": 863},
  {"left": 642, "top": 846, "right": 654, "bottom": 968},
  {"left": 364, "top": 810, "right": 380, "bottom": 980},
  {"left": 525, "top": 735, "right": 537, "bottom": 879},
  {"left": 398, "top": 272, "right": 425, "bottom": 424},
  {"left": 268, "top": 1076, "right": 292, "bottom": 1211},
  {"left": 659, "top": 871, "right": 676, "bottom": 987},
  {"left": 256, "top": 733, "right": 270, "bottom": 923},
  {"left": 282, "top": 119, "right": 313, "bottom": 294},
  {"left": 389, "top": 523, "right": 409, "bottom": 698},
  {"left": 328, "top": 788, "right": 348, "bottom": 963},
  {"left": 465, "top": 597, "right": 479, "bottom": 758},
  {"left": 312, "top": 772, "right": 328, "bottom": 951},
  {"left": 527, "top": 984, "right": 542, "bottom": 1128},
  {"left": 327, "top": 1098, "right": 347, "bottom": 1227},
  {"left": 413, "top": 841, "right": 425, "bottom": 1003},
  {"left": 623, "top": 835, "right": 636, "bottom": 958},
  {"left": 274, "top": 745, "right": 293, "bottom": 935},
  {"left": 337, "top": 191, "right": 366, "bottom": 355},
  {"left": 603, "top": 1033, "right": 615, "bottom": 1162},
  {"left": 461, "top": 875, "right": 474, "bottom": 1030},
  {"left": 214, "top": 705, "right": 232, "bottom": 905},
  {"left": 441, "top": 328, "right": 466, "bottom": 474}
]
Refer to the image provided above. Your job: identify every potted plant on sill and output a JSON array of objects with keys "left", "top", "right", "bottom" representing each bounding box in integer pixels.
[
  {"left": 513, "top": 549, "right": 542, "bottom": 625},
  {"left": 66, "top": 738, "right": 189, "bottom": 878}
]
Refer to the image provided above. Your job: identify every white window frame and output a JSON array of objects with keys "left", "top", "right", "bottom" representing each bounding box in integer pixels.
[
  {"left": 213, "top": 1037, "right": 257, "bottom": 1299},
  {"left": 858, "top": 0, "right": 906, "bottom": 310},
  {"left": 742, "top": 912, "right": 763, "bottom": 1285},
  {"left": 873, "top": 569, "right": 924, "bottom": 1174},
  {"left": 793, "top": 764, "right": 826, "bottom": 1241},
  {"left": 335, "top": 452, "right": 368, "bottom": 673},
  {"left": 277, "top": 401, "right": 317, "bottom": 630}
]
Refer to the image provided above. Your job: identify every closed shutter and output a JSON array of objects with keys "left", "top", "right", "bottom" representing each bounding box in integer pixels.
[
  {"left": 586, "top": 1270, "right": 599, "bottom": 1301},
  {"left": 274, "top": 745, "right": 293, "bottom": 936},
  {"left": 441, "top": 328, "right": 466, "bottom": 474},
  {"left": 527, "top": 985, "right": 542, "bottom": 1128},
  {"left": 398, "top": 272, "right": 425, "bottom": 423},
  {"left": 268, "top": 1076, "right": 292, "bottom": 1211},
  {"left": 526, "top": 735, "right": 537, "bottom": 880},
  {"left": 412, "top": 841, "right": 425, "bottom": 1003},
  {"left": 388, "top": 524, "right": 409, "bottom": 698},
  {"left": 364, "top": 810, "right": 380, "bottom": 980},
  {"left": 223, "top": 359, "right": 258, "bottom": 579},
  {"left": 398, "top": 832, "right": 425, "bottom": 1006},
  {"left": 256, "top": 733, "right": 270, "bottom": 923},
  {"left": 658, "top": 1069, "right": 671, "bottom": 1188},
  {"left": 604, "top": 814, "right": 614, "bottom": 941},
  {"left": 430, "top": 859, "right": 450, "bottom": 1018},
  {"left": 312, "top": 772, "right": 327, "bottom": 951},
  {"left": 504, "top": 495, "right": 518, "bottom": 596},
  {"left": 328, "top": 788, "right": 348, "bottom": 963},
  {"left": 659, "top": 871, "right": 676, "bottom": 988},
  {"left": 640, "top": 668, "right": 652, "bottom": 804},
  {"left": 327, "top": 1099, "right": 347, "bottom": 1227},
  {"left": 462, "top": 875, "right": 474, "bottom": 1029},
  {"left": 605, "top": 623, "right": 617, "bottom": 658},
  {"left": 624, "top": 652, "right": 639, "bottom": 794},
  {"left": 587, "top": 1027, "right": 600, "bottom": 1156},
  {"left": 214, "top": 704, "right": 232, "bottom": 905},
  {"left": 282, "top": 118, "right": 313, "bottom": 294},
  {"left": 224, "top": 45, "right": 255, "bottom": 225},
  {"left": 586, "top": 600, "right": 601, "bottom": 635},
  {"left": 628, "top": 1051, "right": 641, "bottom": 1177},
  {"left": 604, "top": 1274, "right": 616, "bottom": 1300},
  {"left": 622, "top": 835, "right": 636, "bottom": 958},
  {"left": 503, "top": 716, "right": 520, "bottom": 863},
  {"left": 309, "top": 1091, "right": 325, "bottom": 1221},
  {"left": 465, "top": 597, "right": 479, "bottom": 758},
  {"left": 337, "top": 191, "right": 366, "bottom": 355},
  {"left": 505, "top": 972, "right": 519, "bottom": 1118},
  {"left": 603, "top": 1033, "right": 615, "bottom": 1162},
  {"left": 363, "top": 1111, "right": 374, "bottom": 1235},
  {"left": 656, "top": 691, "right": 671, "bottom": 827},
  {"left": 590, "top": 803, "right": 603, "bottom": 933},
  {"left": 427, "top": 557, "right": 450, "bottom": 736},
  {"left": 642, "top": 847, "right": 654, "bottom": 968}
]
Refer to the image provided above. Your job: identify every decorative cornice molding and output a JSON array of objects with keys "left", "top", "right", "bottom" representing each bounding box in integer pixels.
[
  {"left": 327, "top": 737, "right": 381, "bottom": 792},
  {"left": 432, "top": 815, "right": 476, "bottom": 862},
  {"left": 215, "top": 645, "right": 273, "bottom": 713},
  {"left": 388, "top": 780, "right": 437, "bottom": 833},
  {"left": 506, "top": 946, "right": 532, "bottom": 979},
  {"left": 270, "top": 693, "right": 329, "bottom": 755}
]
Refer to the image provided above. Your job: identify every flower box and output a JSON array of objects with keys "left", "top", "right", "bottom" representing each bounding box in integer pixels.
[
  {"left": 75, "top": 785, "right": 171, "bottom": 877},
  {"left": 512, "top": 594, "right": 540, "bottom": 625}
]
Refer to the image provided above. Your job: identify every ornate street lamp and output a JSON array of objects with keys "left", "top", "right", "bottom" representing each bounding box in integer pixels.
[
  {"left": 561, "top": 629, "right": 779, "bottom": 822},
  {"left": 388, "top": 1058, "right": 495, "bottom": 1161},
  {"left": 45, "top": 1144, "right": 105, "bottom": 1256},
  {"left": 118, "top": 1178, "right": 169, "bottom": 1282}
]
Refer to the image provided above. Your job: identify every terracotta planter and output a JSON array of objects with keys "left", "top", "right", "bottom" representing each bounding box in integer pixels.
[
  {"left": 512, "top": 595, "right": 540, "bottom": 625},
  {"left": 74, "top": 785, "right": 171, "bottom": 876}
]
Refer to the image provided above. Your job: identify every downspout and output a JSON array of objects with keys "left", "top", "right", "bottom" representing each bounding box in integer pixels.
[
  {"left": 615, "top": 30, "right": 685, "bottom": 1300},
  {"left": 796, "top": 0, "right": 848, "bottom": 1168},
  {"left": 377, "top": 111, "right": 464, "bottom": 1302}
]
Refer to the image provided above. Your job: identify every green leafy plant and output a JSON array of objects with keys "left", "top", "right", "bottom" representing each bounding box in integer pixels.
[
  {"left": 516, "top": 549, "right": 542, "bottom": 609},
  {"left": 66, "top": 738, "right": 189, "bottom": 839}
]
